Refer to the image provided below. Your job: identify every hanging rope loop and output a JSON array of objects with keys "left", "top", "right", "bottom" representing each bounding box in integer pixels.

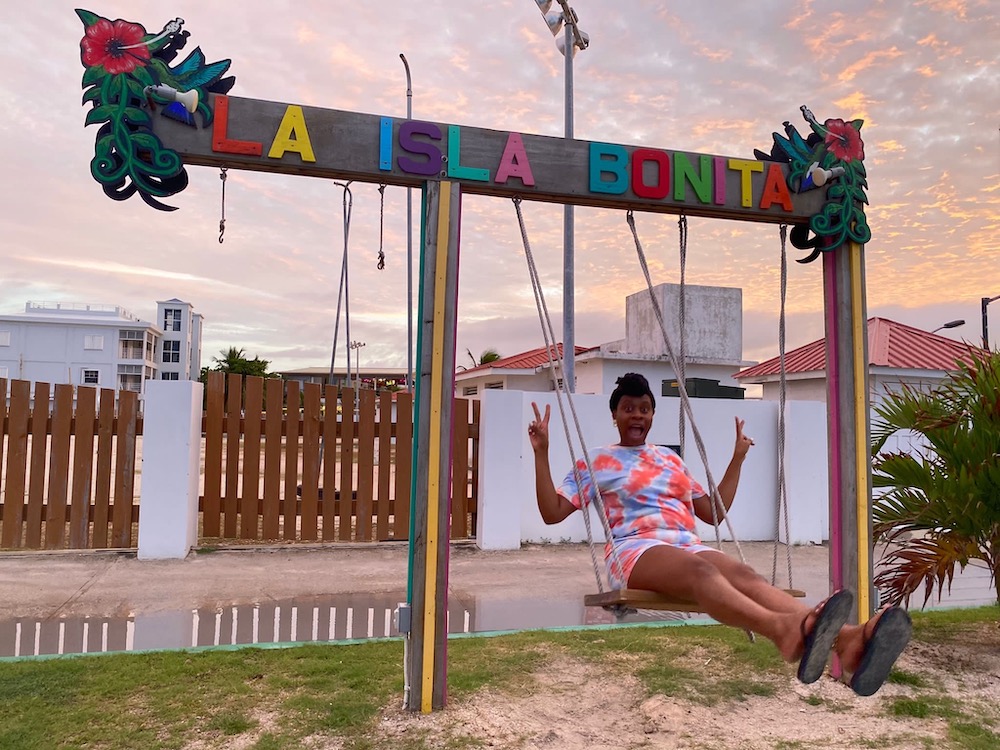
[
  {"left": 218, "top": 166, "right": 228, "bottom": 244},
  {"left": 377, "top": 184, "right": 386, "bottom": 270}
]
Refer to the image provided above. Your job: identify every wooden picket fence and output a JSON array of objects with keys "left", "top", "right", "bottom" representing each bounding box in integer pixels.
[
  {"left": 0, "top": 374, "right": 480, "bottom": 551},
  {"left": 0, "top": 379, "right": 142, "bottom": 550},
  {"left": 200, "top": 372, "right": 480, "bottom": 543}
]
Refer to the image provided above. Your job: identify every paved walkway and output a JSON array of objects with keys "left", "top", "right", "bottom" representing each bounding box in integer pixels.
[{"left": 2, "top": 540, "right": 993, "bottom": 620}]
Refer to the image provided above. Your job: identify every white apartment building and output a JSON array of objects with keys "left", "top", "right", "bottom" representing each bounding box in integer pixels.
[
  {"left": 0, "top": 300, "right": 202, "bottom": 398},
  {"left": 157, "top": 299, "right": 203, "bottom": 381}
]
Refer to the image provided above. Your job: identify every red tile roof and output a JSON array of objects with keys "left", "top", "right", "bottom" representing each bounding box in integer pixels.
[
  {"left": 735, "top": 318, "right": 981, "bottom": 380},
  {"left": 459, "top": 344, "right": 594, "bottom": 375}
]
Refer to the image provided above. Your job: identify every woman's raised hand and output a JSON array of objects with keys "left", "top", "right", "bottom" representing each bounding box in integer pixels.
[
  {"left": 528, "top": 402, "right": 551, "bottom": 452},
  {"left": 734, "top": 416, "right": 755, "bottom": 459}
]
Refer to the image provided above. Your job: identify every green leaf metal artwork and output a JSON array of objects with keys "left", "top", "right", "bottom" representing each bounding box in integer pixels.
[
  {"left": 755, "top": 105, "right": 870, "bottom": 262},
  {"left": 77, "top": 9, "right": 235, "bottom": 211}
]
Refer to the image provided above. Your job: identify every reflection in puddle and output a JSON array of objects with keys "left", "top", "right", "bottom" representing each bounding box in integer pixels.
[{"left": 0, "top": 590, "right": 692, "bottom": 659}]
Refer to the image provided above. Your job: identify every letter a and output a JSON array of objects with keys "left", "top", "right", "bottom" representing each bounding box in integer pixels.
[
  {"left": 495, "top": 133, "right": 535, "bottom": 186},
  {"left": 268, "top": 105, "right": 316, "bottom": 163}
]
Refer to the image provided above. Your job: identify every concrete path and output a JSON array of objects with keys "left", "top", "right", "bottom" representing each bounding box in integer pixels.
[{"left": 0, "top": 540, "right": 992, "bottom": 622}]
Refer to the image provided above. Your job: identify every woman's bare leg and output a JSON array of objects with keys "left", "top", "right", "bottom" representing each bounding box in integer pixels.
[
  {"left": 628, "top": 545, "right": 812, "bottom": 662},
  {"left": 695, "top": 549, "right": 803, "bottom": 615}
]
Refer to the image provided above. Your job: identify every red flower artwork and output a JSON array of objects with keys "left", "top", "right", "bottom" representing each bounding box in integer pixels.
[
  {"left": 824, "top": 119, "right": 865, "bottom": 163},
  {"left": 81, "top": 18, "right": 150, "bottom": 75}
]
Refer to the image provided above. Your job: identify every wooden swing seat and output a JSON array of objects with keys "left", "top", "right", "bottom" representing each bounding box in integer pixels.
[{"left": 584, "top": 587, "right": 807, "bottom": 613}]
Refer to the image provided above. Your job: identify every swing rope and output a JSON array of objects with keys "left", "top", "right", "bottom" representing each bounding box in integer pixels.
[
  {"left": 513, "top": 200, "right": 803, "bottom": 618},
  {"left": 772, "top": 224, "right": 795, "bottom": 589},
  {"left": 677, "top": 215, "right": 687, "bottom": 459},
  {"left": 625, "top": 210, "right": 745, "bottom": 561},
  {"left": 512, "top": 197, "right": 626, "bottom": 596},
  {"left": 319, "top": 182, "right": 354, "bottom": 469},
  {"left": 328, "top": 182, "right": 354, "bottom": 389}
]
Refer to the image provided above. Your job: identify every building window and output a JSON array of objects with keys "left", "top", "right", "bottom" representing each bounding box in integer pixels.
[
  {"left": 82, "top": 369, "right": 99, "bottom": 385},
  {"left": 164, "top": 308, "right": 182, "bottom": 332},
  {"left": 0, "top": 366, "right": 7, "bottom": 379},
  {"left": 484, "top": 381, "right": 503, "bottom": 390},
  {"left": 0, "top": 331, "right": 10, "bottom": 346},
  {"left": 84, "top": 335, "right": 104, "bottom": 350},
  {"left": 162, "top": 340, "right": 180, "bottom": 363},
  {"left": 462, "top": 386, "right": 478, "bottom": 396},
  {"left": 161, "top": 372, "right": 179, "bottom": 381}
]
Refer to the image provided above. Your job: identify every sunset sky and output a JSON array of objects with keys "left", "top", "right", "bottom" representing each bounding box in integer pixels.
[{"left": 1, "top": 1, "right": 997, "bottom": 374}]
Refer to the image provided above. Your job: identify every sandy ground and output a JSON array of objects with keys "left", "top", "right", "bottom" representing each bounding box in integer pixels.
[{"left": 372, "top": 629, "right": 1000, "bottom": 750}]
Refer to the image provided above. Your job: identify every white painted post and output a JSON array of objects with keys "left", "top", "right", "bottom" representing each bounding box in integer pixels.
[
  {"left": 475, "top": 390, "right": 527, "bottom": 550},
  {"left": 137, "top": 380, "right": 203, "bottom": 560}
]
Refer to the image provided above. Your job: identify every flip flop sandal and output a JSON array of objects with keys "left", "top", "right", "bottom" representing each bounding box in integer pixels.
[
  {"left": 850, "top": 606, "right": 913, "bottom": 697},
  {"left": 797, "top": 589, "right": 854, "bottom": 684}
]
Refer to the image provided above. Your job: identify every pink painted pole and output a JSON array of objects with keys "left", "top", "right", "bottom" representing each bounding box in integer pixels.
[{"left": 823, "top": 249, "right": 843, "bottom": 596}]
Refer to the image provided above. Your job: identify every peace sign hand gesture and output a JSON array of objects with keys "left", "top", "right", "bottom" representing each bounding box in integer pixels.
[
  {"left": 528, "top": 402, "right": 551, "bottom": 453},
  {"left": 734, "top": 417, "right": 755, "bottom": 460}
]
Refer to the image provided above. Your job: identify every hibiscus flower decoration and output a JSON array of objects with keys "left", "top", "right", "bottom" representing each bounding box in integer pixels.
[
  {"left": 823, "top": 118, "right": 865, "bottom": 163},
  {"left": 81, "top": 18, "right": 150, "bottom": 75}
]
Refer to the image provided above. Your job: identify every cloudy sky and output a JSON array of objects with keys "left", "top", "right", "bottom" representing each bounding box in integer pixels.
[{"left": 2, "top": 1, "right": 997, "bottom": 375}]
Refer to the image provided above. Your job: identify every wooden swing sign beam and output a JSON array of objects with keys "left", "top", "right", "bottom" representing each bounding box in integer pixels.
[{"left": 154, "top": 94, "right": 827, "bottom": 223}]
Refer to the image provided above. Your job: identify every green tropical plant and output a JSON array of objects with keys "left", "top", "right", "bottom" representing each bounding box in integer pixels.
[
  {"left": 208, "top": 347, "right": 275, "bottom": 378},
  {"left": 466, "top": 348, "right": 501, "bottom": 369},
  {"left": 870, "top": 347, "right": 1000, "bottom": 607}
]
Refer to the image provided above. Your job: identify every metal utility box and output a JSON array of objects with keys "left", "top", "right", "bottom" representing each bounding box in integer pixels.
[{"left": 662, "top": 377, "right": 745, "bottom": 399}]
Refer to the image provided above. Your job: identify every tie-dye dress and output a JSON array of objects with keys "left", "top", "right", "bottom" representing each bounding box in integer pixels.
[{"left": 556, "top": 443, "right": 712, "bottom": 587}]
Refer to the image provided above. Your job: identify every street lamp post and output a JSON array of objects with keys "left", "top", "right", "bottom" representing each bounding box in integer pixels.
[
  {"left": 931, "top": 319, "right": 965, "bottom": 334},
  {"left": 982, "top": 295, "right": 1000, "bottom": 350},
  {"left": 400, "top": 53, "right": 414, "bottom": 393},
  {"left": 532, "top": 0, "right": 589, "bottom": 392},
  {"left": 349, "top": 340, "right": 366, "bottom": 387}
]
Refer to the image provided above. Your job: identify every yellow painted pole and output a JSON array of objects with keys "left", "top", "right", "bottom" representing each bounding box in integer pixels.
[
  {"left": 848, "top": 242, "right": 872, "bottom": 621},
  {"left": 420, "top": 181, "right": 452, "bottom": 712}
]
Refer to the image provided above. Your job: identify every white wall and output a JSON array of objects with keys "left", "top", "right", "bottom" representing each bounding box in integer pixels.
[
  {"left": 476, "top": 390, "right": 828, "bottom": 550},
  {"left": 761, "top": 378, "right": 828, "bottom": 402}
]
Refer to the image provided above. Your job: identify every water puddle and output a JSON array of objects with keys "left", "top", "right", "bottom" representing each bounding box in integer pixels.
[{"left": 0, "top": 590, "right": 690, "bottom": 658}]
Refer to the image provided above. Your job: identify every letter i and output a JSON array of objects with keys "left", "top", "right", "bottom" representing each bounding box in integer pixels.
[{"left": 379, "top": 117, "right": 393, "bottom": 171}]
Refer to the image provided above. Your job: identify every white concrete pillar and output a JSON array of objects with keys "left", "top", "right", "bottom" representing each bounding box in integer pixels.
[
  {"left": 137, "top": 380, "right": 203, "bottom": 560},
  {"left": 475, "top": 390, "right": 528, "bottom": 550}
]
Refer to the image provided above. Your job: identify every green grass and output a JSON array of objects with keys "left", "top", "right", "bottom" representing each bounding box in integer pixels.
[
  {"left": 886, "top": 668, "right": 928, "bottom": 688},
  {"left": 0, "top": 606, "right": 997, "bottom": 749}
]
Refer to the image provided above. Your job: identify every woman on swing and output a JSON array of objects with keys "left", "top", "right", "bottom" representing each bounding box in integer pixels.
[{"left": 529, "top": 372, "right": 911, "bottom": 696}]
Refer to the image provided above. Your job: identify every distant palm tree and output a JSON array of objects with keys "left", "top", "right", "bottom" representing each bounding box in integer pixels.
[
  {"left": 210, "top": 347, "right": 274, "bottom": 378},
  {"left": 212, "top": 347, "right": 248, "bottom": 373},
  {"left": 871, "top": 347, "right": 1000, "bottom": 607},
  {"left": 466, "top": 347, "right": 501, "bottom": 369}
]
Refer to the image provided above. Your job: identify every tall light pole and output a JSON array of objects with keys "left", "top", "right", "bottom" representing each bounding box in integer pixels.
[
  {"left": 400, "top": 54, "right": 414, "bottom": 393},
  {"left": 532, "top": 0, "right": 589, "bottom": 392},
  {"left": 983, "top": 295, "right": 1000, "bottom": 349}
]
